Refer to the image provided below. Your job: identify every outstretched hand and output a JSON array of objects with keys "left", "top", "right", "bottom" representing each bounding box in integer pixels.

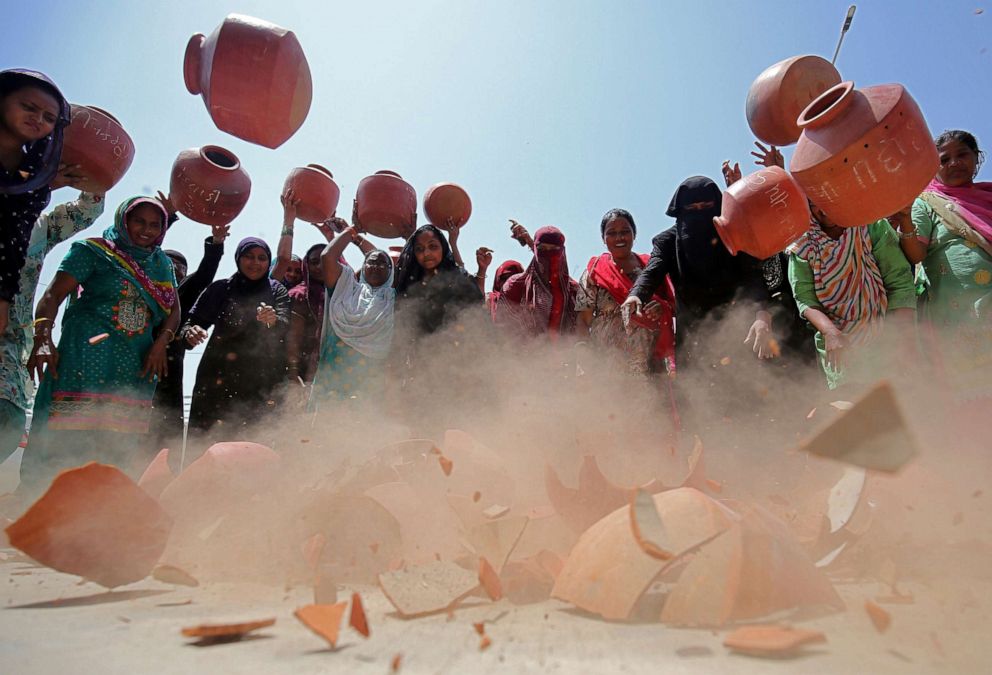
[
  {"left": 721, "top": 160, "right": 742, "bottom": 187},
  {"left": 751, "top": 141, "right": 784, "bottom": 169}
]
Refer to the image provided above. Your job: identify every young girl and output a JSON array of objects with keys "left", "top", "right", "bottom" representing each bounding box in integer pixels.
[{"left": 0, "top": 69, "right": 70, "bottom": 335}]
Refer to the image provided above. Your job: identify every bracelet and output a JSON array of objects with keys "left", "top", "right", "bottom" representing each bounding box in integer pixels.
[
  {"left": 161, "top": 329, "right": 176, "bottom": 342},
  {"left": 476, "top": 272, "right": 487, "bottom": 279},
  {"left": 898, "top": 229, "right": 918, "bottom": 240},
  {"left": 281, "top": 226, "right": 293, "bottom": 237}
]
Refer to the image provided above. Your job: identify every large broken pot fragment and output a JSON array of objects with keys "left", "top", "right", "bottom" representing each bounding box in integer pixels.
[
  {"left": 798, "top": 381, "right": 920, "bottom": 473},
  {"left": 629, "top": 487, "right": 735, "bottom": 560},
  {"left": 5, "top": 463, "right": 172, "bottom": 588},
  {"left": 137, "top": 448, "right": 174, "bottom": 500},
  {"left": 553, "top": 488, "right": 733, "bottom": 620},
  {"left": 378, "top": 560, "right": 480, "bottom": 618},
  {"left": 460, "top": 515, "right": 529, "bottom": 572},
  {"left": 545, "top": 455, "right": 633, "bottom": 533},
  {"left": 661, "top": 503, "right": 844, "bottom": 627}
]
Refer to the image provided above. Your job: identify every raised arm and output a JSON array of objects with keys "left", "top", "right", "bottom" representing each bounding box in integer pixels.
[
  {"left": 321, "top": 225, "right": 362, "bottom": 289},
  {"left": 272, "top": 189, "right": 300, "bottom": 281}
]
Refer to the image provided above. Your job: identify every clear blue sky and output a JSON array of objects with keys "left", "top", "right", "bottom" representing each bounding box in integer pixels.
[{"left": 5, "top": 0, "right": 990, "bottom": 387}]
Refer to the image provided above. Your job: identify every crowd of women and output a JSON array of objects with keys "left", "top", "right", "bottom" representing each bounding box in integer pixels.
[{"left": 2, "top": 67, "right": 990, "bottom": 495}]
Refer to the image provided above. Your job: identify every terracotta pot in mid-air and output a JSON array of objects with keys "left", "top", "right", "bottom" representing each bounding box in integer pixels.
[
  {"left": 170, "top": 145, "right": 251, "bottom": 226},
  {"left": 746, "top": 55, "right": 842, "bottom": 147},
  {"left": 60, "top": 104, "right": 135, "bottom": 193},
  {"left": 284, "top": 164, "right": 340, "bottom": 223},
  {"left": 355, "top": 170, "right": 417, "bottom": 239},
  {"left": 714, "top": 166, "right": 811, "bottom": 259},
  {"left": 790, "top": 81, "right": 939, "bottom": 228},
  {"left": 184, "top": 14, "right": 312, "bottom": 149}
]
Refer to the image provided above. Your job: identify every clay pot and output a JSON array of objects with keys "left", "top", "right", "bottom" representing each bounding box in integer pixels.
[
  {"left": 283, "top": 164, "right": 340, "bottom": 223},
  {"left": 790, "top": 81, "right": 939, "bottom": 228},
  {"left": 355, "top": 170, "right": 417, "bottom": 239},
  {"left": 423, "top": 182, "right": 472, "bottom": 228},
  {"left": 59, "top": 104, "right": 135, "bottom": 193},
  {"left": 170, "top": 145, "right": 251, "bottom": 226},
  {"left": 184, "top": 14, "right": 312, "bottom": 149},
  {"left": 714, "top": 166, "right": 811, "bottom": 259},
  {"left": 746, "top": 55, "right": 841, "bottom": 146}
]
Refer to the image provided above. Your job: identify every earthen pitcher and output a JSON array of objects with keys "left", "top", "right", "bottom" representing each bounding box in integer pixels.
[
  {"left": 790, "top": 81, "right": 939, "bottom": 228},
  {"left": 184, "top": 14, "right": 312, "bottom": 149},
  {"left": 170, "top": 145, "right": 251, "bottom": 226},
  {"left": 355, "top": 170, "right": 417, "bottom": 239},
  {"left": 714, "top": 166, "right": 811, "bottom": 259},
  {"left": 424, "top": 182, "right": 472, "bottom": 228},
  {"left": 283, "top": 164, "right": 340, "bottom": 223},
  {"left": 746, "top": 55, "right": 841, "bottom": 147},
  {"left": 60, "top": 104, "right": 135, "bottom": 193}
]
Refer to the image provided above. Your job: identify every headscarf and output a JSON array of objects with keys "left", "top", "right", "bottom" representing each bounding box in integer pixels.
[
  {"left": 327, "top": 254, "right": 395, "bottom": 359},
  {"left": 289, "top": 242, "right": 327, "bottom": 329},
  {"left": 487, "top": 260, "right": 524, "bottom": 320},
  {"left": 0, "top": 69, "right": 70, "bottom": 195},
  {"left": 393, "top": 224, "right": 459, "bottom": 293},
  {"left": 925, "top": 178, "right": 992, "bottom": 245},
  {"left": 81, "top": 196, "right": 176, "bottom": 318},
  {"left": 164, "top": 249, "right": 188, "bottom": 268},
  {"left": 501, "top": 226, "right": 578, "bottom": 336},
  {"left": 789, "top": 221, "right": 887, "bottom": 344}
]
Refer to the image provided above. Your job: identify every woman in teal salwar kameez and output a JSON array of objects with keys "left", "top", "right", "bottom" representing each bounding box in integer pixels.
[
  {"left": 309, "top": 224, "right": 394, "bottom": 409},
  {"left": 19, "top": 196, "right": 178, "bottom": 494}
]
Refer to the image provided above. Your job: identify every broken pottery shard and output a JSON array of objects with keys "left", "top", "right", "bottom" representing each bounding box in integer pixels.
[
  {"left": 182, "top": 617, "right": 276, "bottom": 640},
  {"left": 479, "top": 635, "right": 492, "bottom": 650},
  {"left": 865, "top": 599, "right": 891, "bottom": 633},
  {"left": 137, "top": 448, "right": 174, "bottom": 500},
  {"left": 152, "top": 564, "right": 199, "bottom": 587},
  {"left": 5, "top": 463, "right": 172, "bottom": 588},
  {"left": 545, "top": 455, "right": 630, "bottom": 533},
  {"left": 500, "top": 550, "right": 564, "bottom": 605},
  {"left": 391, "top": 653, "right": 403, "bottom": 672},
  {"left": 438, "top": 455, "right": 453, "bottom": 476},
  {"left": 378, "top": 560, "right": 479, "bottom": 618},
  {"left": 462, "top": 515, "right": 528, "bottom": 572},
  {"left": 723, "top": 624, "right": 826, "bottom": 656},
  {"left": 661, "top": 503, "right": 843, "bottom": 628},
  {"left": 349, "top": 592, "right": 370, "bottom": 637},
  {"left": 830, "top": 400, "right": 853, "bottom": 411},
  {"left": 295, "top": 603, "right": 347, "bottom": 648},
  {"left": 555, "top": 488, "right": 734, "bottom": 621},
  {"left": 827, "top": 468, "right": 867, "bottom": 533},
  {"left": 482, "top": 504, "right": 510, "bottom": 519},
  {"left": 800, "top": 381, "right": 920, "bottom": 473},
  {"left": 88, "top": 332, "right": 109, "bottom": 345},
  {"left": 479, "top": 557, "right": 502, "bottom": 601},
  {"left": 629, "top": 487, "right": 736, "bottom": 561}
]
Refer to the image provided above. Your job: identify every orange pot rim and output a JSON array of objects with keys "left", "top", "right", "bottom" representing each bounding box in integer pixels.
[
  {"left": 797, "top": 80, "right": 855, "bottom": 131},
  {"left": 198, "top": 145, "right": 241, "bottom": 172}
]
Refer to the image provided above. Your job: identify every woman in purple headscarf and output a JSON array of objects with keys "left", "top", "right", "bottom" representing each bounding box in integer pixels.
[
  {"left": 0, "top": 69, "right": 71, "bottom": 336},
  {"left": 181, "top": 237, "right": 289, "bottom": 456}
]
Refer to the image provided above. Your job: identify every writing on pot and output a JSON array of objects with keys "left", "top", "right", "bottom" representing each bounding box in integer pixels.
[{"left": 72, "top": 108, "right": 131, "bottom": 159}]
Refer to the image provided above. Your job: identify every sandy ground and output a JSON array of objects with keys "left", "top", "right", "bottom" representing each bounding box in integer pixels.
[{"left": 1, "top": 551, "right": 985, "bottom": 675}]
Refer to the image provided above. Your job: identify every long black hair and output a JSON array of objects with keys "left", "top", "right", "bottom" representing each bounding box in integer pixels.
[{"left": 393, "top": 224, "right": 459, "bottom": 293}]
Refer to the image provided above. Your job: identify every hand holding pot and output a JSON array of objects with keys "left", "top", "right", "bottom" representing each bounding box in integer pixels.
[
  {"left": 210, "top": 222, "right": 230, "bottom": 244},
  {"left": 476, "top": 247, "right": 493, "bottom": 271},
  {"left": 156, "top": 191, "right": 177, "bottom": 220},
  {"left": 886, "top": 205, "right": 915, "bottom": 233},
  {"left": 281, "top": 189, "right": 300, "bottom": 223},
  {"left": 51, "top": 163, "right": 85, "bottom": 190}
]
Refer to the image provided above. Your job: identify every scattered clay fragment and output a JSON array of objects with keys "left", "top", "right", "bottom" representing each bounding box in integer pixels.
[
  {"left": 369, "top": 543, "right": 380, "bottom": 554},
  {"left": 378, "top": 560, "right": 479, "bottom": 618},
  {"left": 829, "top": 400, "right": 853, "bottom": 411},
  {"left": 479, "top": 557, "right": 502, "bottom": 600},
  {"left": 807, "top": 408, "right": 817, "bottom": 419},
  {"left": 768, "top": 338, "right": 781, "bottom": 357},
  {"left": 430, "top": 445, "right": 442, "bottom": 455},
  {"left": 463, "top": 515, "right": 528, "bottom": 571},
  {"left": 295, "top": 603, "right": 347, "bottom": 648},
  {"left": 705, "top": 479, "right": 723, "bottom": 493},
  {"left": 391, "top": 653, "right": 403, "bottom": 672},
  {"left": 719, "top": 356, "right": 732, "bottom": 366},
  {"left": 88, "top": 333, "right": 110, "bottom": 345},
  {"left": 479, "top": 635, "right": 492, "bottom": 651},
  {"left": 723, "top": 624, "right": 826, "bottom": 656},
  {"left": 865, "top": 600, "right": 892, "bottom": 633},
  {"left": 349, "top": 592, "right": 370, "bottom": 637},
  {"left": 5, "top": 462, "right": 173, "bottom": 589},
  {"left": 482, "top": 504, "right": 510, "bottom": 519},
  {"left": 472, "top": 491, "right": 481, "bottom": 503},
  {"left": 676, "top": 645, "right": 714, "bottom": 658},
  {"left": 827, "top": 467, "right": 868, "bottom": 533},
  {"left": 473, "top": 622, "right": 486, "bottom": 635},
  {"left": 438, "top": 455, "right": 453, "bottom": 476},
  {"left": 152, "top": 564, "right": 199, "bottom": 587},
  {"left": 629, "top": 487, "right": 734, "bottom": 563},
  {"left": 137, "top": 448, "right": 174, "bottom": 499},
  {"left": 801, "top": 382, "right": 920, "bottom": 473},
  {"left": 182, "top": 617, "right": 276, "bottom": 642}
]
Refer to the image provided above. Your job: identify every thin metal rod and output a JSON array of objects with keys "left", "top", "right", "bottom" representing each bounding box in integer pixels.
[{"left": 832, "top": 5, "right": 857, "bottom": 65}]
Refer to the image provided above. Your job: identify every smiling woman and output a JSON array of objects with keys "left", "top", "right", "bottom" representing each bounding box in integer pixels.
[{"left": 18, "top": 196, "right": 178, "bottom": 497}]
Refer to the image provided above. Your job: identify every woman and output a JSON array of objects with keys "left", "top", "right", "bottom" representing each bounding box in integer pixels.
[
  {"left": 183, "top": 237, "right": 290, "bottom": 454},
  {"left": 393, "top": 224, "right": 483, "bottom": 339},
  {"left": 498, "top": 225, "right": 579, "bottom": 341},
  {"left": 309, "top": 225, "right": 395, "bottom": 407},
  {"left": 287, "top": 243, "right": 328, "bottom": 384},
  {"left": 622, "top": 176, "right": 776, "bottom": 366},
  {"left": 577, "top": 209, "right": 676, "bottom": 376},
  {"left": 0, "top": 69, "right": 71, "bottom": 336},
  {"left": 788, "top": 205, "right": 916, "bottom": 389},
  {"left": 19, "top": 196, "right": 177, "bottom": 492},
  {"left": 487, "top": 260, "right": 524, "bottom": 320},
  {"left": 896, "top": 130, "right": 992, "bottom": 402}
]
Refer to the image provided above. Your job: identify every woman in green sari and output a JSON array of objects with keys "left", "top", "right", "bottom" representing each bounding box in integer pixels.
[
  {"left": 20, "top": 196, "right": 178, "bottom": 494},
  {"left": 895, "top": 130, "right": 992, "bottom": 404}
]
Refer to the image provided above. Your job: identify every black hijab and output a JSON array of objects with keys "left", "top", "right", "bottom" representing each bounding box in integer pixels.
[{"left": 0, "top": 69, "right": 70, "bottom": 195}]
